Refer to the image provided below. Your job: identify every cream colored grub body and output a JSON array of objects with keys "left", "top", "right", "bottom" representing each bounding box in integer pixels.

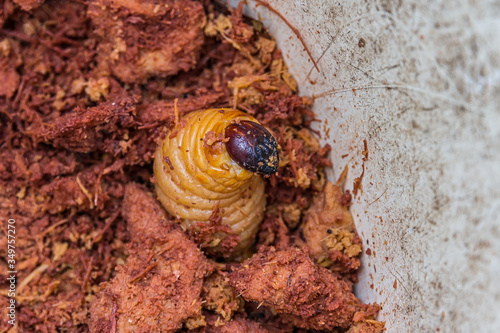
[{"left": 154, "top": 109, "right": 266, "bottom": 253}]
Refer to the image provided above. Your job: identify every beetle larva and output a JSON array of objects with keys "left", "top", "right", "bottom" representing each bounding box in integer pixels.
[{"left": 154, "top": 108, "right": 279, "bottom": 255}]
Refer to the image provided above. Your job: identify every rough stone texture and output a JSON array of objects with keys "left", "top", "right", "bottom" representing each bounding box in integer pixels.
[{"left": 230, "top": 0, "right": 500, "bottom": 332}]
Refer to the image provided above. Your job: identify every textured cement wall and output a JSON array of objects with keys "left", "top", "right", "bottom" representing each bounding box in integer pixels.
[{"left": 230, "top": 0, "right": 500, "bottom": 332}]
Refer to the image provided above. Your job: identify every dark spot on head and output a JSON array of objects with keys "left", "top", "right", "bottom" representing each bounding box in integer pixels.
[{"left": 225, "top": 120, "right": 280, "bottom": 175}]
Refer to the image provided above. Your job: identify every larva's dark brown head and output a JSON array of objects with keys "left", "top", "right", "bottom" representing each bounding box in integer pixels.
[{"left": 225, "top": 120, "right": 279, "bottom": 175}]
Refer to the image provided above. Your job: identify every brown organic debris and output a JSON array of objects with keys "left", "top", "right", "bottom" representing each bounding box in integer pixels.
[{"left": 0, "top": 1, "right": 382, "bottom": 332}]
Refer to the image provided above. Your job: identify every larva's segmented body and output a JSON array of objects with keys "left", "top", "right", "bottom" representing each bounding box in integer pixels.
[{"left": 154, "top": 108, "right": 278, "bottom": 254}]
